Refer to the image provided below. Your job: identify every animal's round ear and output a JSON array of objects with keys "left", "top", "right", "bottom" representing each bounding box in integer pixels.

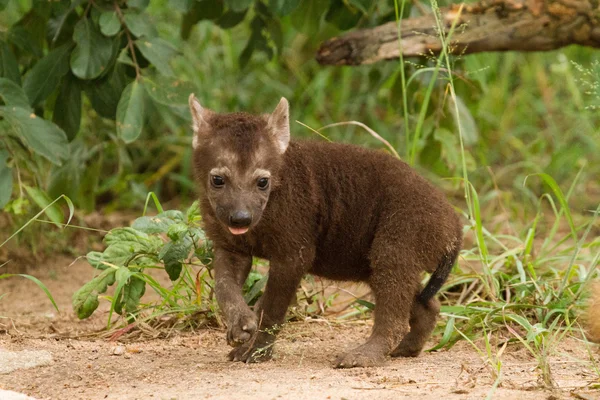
[
  {"left": 267, "top": 97, "right": 290, "bottom": 154},
  {"left": 189, "top": 94, "right": 212, "bottom": 149}
]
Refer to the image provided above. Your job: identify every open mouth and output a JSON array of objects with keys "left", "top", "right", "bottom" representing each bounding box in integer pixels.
[{"left": 228, "top": 227, "right": 249, "bottom": 235}]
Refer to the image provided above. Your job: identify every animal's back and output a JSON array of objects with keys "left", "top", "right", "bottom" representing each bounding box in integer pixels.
[{"left": 267, "top": 140, "right": 461, "bottom": 280}]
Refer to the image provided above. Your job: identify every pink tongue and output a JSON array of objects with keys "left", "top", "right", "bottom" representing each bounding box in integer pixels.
[{"left": 229, "top": 227, "right": 249, "bottom": 235}]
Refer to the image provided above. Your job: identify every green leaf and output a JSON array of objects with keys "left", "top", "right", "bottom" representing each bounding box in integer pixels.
[
  {"left": 0, "top": 150, "right": 12, "bottom": 209},
  {"left": 104, "top": 227, "right": 162, "bottom": 251},
  {"left": 291, "top": 0, "right": 329, "bottom": 35},
  {"left": 70, "top": 18, "right": 115, "bottom": 80},
  {"left": 124, "top": 11, "right": 157, "bottom": 38},
  {"left": 135, "top": 37, "right": 177, "bottom": 76},
  {"left": 127, "top": 0, "right": 149, "bottom": 10},
  {"left": 269, "top": 0, "right": 300, "bottom": 16},
  {"left": 116, "top": 80, "right": 145, "bottom": 143},
  {"left": 325, "top": 0, "right": 362, "bottom": 30},
  {"left": 52, "top": 73, "right": 81, "bottom": 141},
  {"left": 180, "top": 0, "right": 223, "bottom": 39},
  {"left": 355, "top": 298, "right": 375, "bottom": 310},
  {"left": 0, "top": 0, "right": 8, "bottom": 11},
  {"left": 0, "top": 41, "right": 21, "bottom": 85},
  {"left": 7, "top": 26, "right": 42, "bottom": 59},
  {"left": 167, "top": 222, "right": 189, "bottom": 241},
  {"left": 0, "top": 78, "right": 31, "bottom": 109},
  {"left": 243, "top": 273, "right": 267, "bottom": 303},
  {"left": 99, "top": 11, "right": 121, "bottom": 37},
  {"left": 72, "top": 268, "right": 117, "bottom": 319},
  {"left": 24, "top": 185, "right": 64, "bottom": 226},
  {"left": 0, "top": 106, "right": 69, "bottom": 165},
  {"left": 164, "top": 261, "right": 182, "bottom": 281},
  {"left": 172, "top": 0, "right": 193, "bottom": 12},
  {"left": 159, "top": 238, "right": 192, "bottom": 281},
  {"left": 216, "top": 9, "right": 248, "bottom": 29},
  {"left": 116, "top": 275, "right": 146, "bottom": 314},
  {"left": 225, "top": 0, "right": 253, "bottom": 12},
  {"left": 86, "top": 251, "right": 108, "bottom": 270},
  {"left": 143, "top": 76, "right": 196, "bottom": 106},
  {"left": 84, "top": 63, "right": 130, "bottom": 119},
  {"left": 132, "top": 210, "right": 184, "bottom": 234},
  {"left": 111, "top": 266, "right": 132, "bottom": 318},
  {"left": 347, "top": 0, "right": 369, "bottom": 14},
  {"left": 199, "top": 0, "right": 225, "bottom": 19},
  {"left": 22, "top": 43, "right": 72, "bottom": 106}
]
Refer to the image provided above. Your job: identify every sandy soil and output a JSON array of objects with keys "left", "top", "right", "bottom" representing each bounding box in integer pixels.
[{"left": 0, "top": 255, "right": 599, "bottom": 400}]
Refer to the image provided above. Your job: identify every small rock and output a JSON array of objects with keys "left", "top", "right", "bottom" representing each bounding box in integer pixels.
[
  {"left": 111, "top": 345, "right": 126, "bottom": 356},
  {"left": 0, "top": 389, "right": 40, "bottom": 400},
  {"left": 0, "top": 349, "right": 53, "bottom": 374}
]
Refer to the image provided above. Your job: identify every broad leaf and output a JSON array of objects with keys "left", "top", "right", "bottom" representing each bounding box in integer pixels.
[
  {"left": 72, "top": 268, "right": 116, "bottom": 319},
  {"left": 99, "top": 11, "right": 121, "bottom": 37},
  {"left": 143, "top": 76, "right": 196, "bottom": 106},
  {"left": 22, "top": 43, "right": 71, "bottom": 106},
  {"left": 24, "top": 185, "right": 64, "bottom": 226},
  {"left": 269, "top": 0, "right": 300, "bottom": 16},
  {"left": 225, "top": 0, "right": 253, "bottom": 12},
  {"left": 104, "top": 227, "right": 162, "bottom": 251},
  {"left": 172, "top": 0, "right": 193, "bottom": 12},
  {"left": 216, "top": 9, "right": 248, "bottom": 28},
  {"left": 84, "top": 63, "right": 130, "bottom": 119},
  {"left": 0, "top": 41, "right": 21, "bottom": 84},
  {"left": 0, "top": 150, "right": 12, "bottom": 208},
  {"left": 127, "top": 0, "right": 149, "bottom": 10},
  {"left": 116, "top": 80, "right": 145, "bottom": 143},
  {"left": 0, "top": 78, "right": 31, "bottom": 109},
  {"left": 135, "top": 37, "right": 177, "bottom": 76},
  {"left": 0, "top": 106, "right": 69, "bottom": 165},
  {"left": 70, "top": 18, "right": 115, "bottom": 80},
  {"left": 167, "top": 222, "right": 189, "bottom": 241},
  {"left": 132, "top": 210, "right": 184, "bottom": 234},
  {"left": 115, "top": 275, "right": 146, "bottom": 314},
  {"left": 123, "top": 11, "right": 157, "bottom": 38},
  {"left": 86, "top": 251, "right": 108, "bottom": 270},
  {"left": 53, "top": 73, "right": 81, "bottom": 140},
  {"left": 159, "top": 237, "right": 192, "bottom": 281}
]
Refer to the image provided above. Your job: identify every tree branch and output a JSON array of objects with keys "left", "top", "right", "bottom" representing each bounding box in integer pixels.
[{"left": 316, "top": 0, "right": 600, "bottom": 65}]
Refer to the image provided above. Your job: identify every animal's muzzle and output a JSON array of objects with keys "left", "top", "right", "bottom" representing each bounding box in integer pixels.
[{"left": 229, "top": 210, "right": 252, "bottom": 227}]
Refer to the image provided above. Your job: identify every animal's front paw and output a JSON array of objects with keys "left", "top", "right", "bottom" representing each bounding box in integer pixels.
[
  {"left": 335, "top": 347, "right": 386, "bottom": 368},
  {"left": 226, "top": 310, "right": 258, "bottom": 347},
  {"left": 228, "top": 338, "right": 274, "bottom": 363}
]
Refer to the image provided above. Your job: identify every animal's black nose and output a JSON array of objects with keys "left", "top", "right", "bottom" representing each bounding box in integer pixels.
[{"left": 229, "top": 210, "right": 252, "bottom": 227}]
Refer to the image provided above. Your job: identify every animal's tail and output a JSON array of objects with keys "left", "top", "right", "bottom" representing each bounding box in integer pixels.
[{"left": 417, "top": 241, "right": 460, "bottom": 304}]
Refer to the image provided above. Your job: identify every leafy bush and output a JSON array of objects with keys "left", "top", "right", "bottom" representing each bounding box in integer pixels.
[{"left": 72, "top": 199, "right": 215, "bottom": 325}]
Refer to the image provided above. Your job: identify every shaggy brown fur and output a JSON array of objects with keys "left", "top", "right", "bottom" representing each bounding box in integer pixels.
[
  {"left": 585, "top": 282, "right": 600, "bottom": 343},
  {"left": 189, "top": 95, "right": 462, "bottom": 368}
]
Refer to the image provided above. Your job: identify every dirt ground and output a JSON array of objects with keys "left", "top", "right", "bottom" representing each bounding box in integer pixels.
[{"left": 1, "top": 255, "right": 599, "bottom": 400}]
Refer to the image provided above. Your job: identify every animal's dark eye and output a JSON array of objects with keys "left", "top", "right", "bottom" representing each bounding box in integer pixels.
[
  {"left": 211, "top": 175, "right": 225, "bottom": 188},
  {"left": 257, "top": 177, "right": 269, "bottom": 190}
]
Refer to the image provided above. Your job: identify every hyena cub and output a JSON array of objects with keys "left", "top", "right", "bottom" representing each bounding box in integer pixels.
[{"left": 189, "top": 94, "right": 462, "bottom": 368}]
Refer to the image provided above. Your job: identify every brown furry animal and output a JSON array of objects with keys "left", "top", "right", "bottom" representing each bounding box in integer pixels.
[
  {"left": 189, "top": 95, "right": 463, "bottom": 368},
  {"left": 586, "top": 282, "right": 600, "bottom": 343}
]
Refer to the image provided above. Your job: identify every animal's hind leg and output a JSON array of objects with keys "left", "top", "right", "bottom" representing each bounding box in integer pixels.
[
  {"left": 391, "top": 293, "right": 440, "bottom": 357},
  {"left": 336, "top": 247, "right": 418, "bottom": 368}
]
